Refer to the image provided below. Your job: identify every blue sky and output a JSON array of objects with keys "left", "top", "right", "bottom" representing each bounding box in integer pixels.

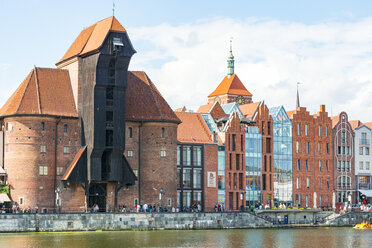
[{"left": 1, "top": 1, "right": 372, "bottom": 120}]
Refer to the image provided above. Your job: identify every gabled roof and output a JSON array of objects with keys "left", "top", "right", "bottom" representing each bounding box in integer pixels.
[
  {"left": 208, "top": 74, "right": 252, "bottom": 98},
  {"left": 240, "top": 101, "right": 261, "bottom": 118},
  {"left": 126, "top": 71, "right": 180, "bottom": 123},
  {"left": 0, "top": 67, "right": 77, "bottom": 117},
  {"left": 364, "top": 122, "right": 372, "bottom": 130},
  {"left": 269, "top": 106, "right": 291, "bottom": 123},
  {"left": 349, "top": 120, "right": 362, "bottom": 130},
  {"left": 57, "top": 16, "right": 126, "bottom": 64},
  {"left": 198, "top": 102, "right": 226, "bottom": 119},
  {"left": 175, "top": 112, "right": 213, "bottom": 144},
  {"left": 221, "top": 102, "right": 243, "bottom": 119}
]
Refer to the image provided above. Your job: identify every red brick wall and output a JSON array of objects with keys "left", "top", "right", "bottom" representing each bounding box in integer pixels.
[
  {"left": 4, "top": 116, "right": 80, "bottom": 212},
  {"left": 204, "top": 143, "right": 218, "bottom": 212},
  {"left": 225, "top": 113, "right": 245, "bottom": 211}
]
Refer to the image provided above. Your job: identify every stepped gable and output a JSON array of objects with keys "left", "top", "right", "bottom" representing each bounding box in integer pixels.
[
  {"left": 0, "top": 67, "right": 77, "bottom": 117},
  {"left": 240, "top": 101, "right": 260, "bottom": 118},
  {"left": 175, "top": 112, "right": 213, "bottom": 144},
  {"left": 208, "top": 74, "right": 252, "bottom": 98},
  {"left": 57, "top": 16, "right": 126, "bottom": 64},
  {"left": 126, "top": 71, "right": 180, "bottom": 123}
]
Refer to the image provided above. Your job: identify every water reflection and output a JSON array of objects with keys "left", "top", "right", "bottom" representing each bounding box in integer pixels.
[{"left": 0, "top": 228, "right": 371, "bottom": 248}]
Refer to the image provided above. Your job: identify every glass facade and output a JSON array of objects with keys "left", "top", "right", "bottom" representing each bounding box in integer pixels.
[
  {"left": 245, "top": 126, "right": 262, "bottom": 206},
  {"left": 218, "top": 146, "right": 226, "bottom": 205},
  {"left": 177, "top": 144, "right": 204, "bottom": 211},
  {"left": 269, "top": 106, "right": 293, "bottom": 206}
]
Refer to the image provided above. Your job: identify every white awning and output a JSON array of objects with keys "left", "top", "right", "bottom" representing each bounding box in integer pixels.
[
  {"left": 0, "top": 193, "right": 10, "bottom": 203},
  {"left": 359, "top": 190, "right": 372, "bottom": 197},
  {"left": 0, "top": 167, "right": 5, "bottom": 175}
]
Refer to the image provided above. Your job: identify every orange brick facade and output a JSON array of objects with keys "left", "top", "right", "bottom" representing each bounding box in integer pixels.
[{"left": 291, "top": 105, "right": 333, "bottom": 208}]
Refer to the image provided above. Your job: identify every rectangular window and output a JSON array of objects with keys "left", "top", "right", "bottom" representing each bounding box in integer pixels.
[
  {"left": 183, "top": 192, "right": 192, "bottom": 208},
  {"left": 41, "top": 122, "right": 45, "bottom": 131},
  {"left": 342, "top": 132, "right": 346, "bottom": 143},
  {"left": 366, "top": 147, "right": 370, "bottom": 155},
  {"left": 359, "top": 161, "right": 363, "bottom": 170},
  {"left": 40, "top": 144, "right": 46, "bottom": 153},
  {"left": 318, "top": 125, "right": 321, "bottom": 137},
  {"left": 193, "top": 146, "right": 202, "bottom": 166},
  {"left": 232, "top": 134, "right": 236, "bottom": 151},
  {"left": 306, "top": 195, "right": 308, "bottom": 207},
  {"left": 319, "top": 178, "right": 321, "bottom": 189},
  {"left": 160, "top": 150, "right": 166, "bottom": 157},
  {"left": 318, "top": 142, "right": 321, "bottom": 154},
  {"left": 346, "top": 161, "right": 350, "bottom": 172},
  {"left": 326, "top": 143, "right": 329, "bottom": 154},
  {"left": 193, "top": 169, "right": 202, "bottom": 188},
  {"left": 342, "top": 146, "right": 345, "bottom": 155},
  {"left": 338, "top": 146, "right": 341, "bottom": 155},
  {"left": 296, "top": 141, "right": 300, "bottom": 153},
  {"left": 337, "top": 161, "right": 341, "bottom": 172},
  {"left": 305, "top": 124, "right": 308, "bottom": 136},
  {"left": 359, "top": 147, "right": 363, "bottom": 155},
  {"left": 297, "top": 159, "right": 301, "bottom": 171},
  {"left": 326, "top": 160, "right": 329, "bottom": 172},
  {"left": 297, "top": 123, "right": 301, "bottom": 136},
  {"left": 128, "top": 127, "right": 133, "bottom": 138},
  {"left": 64, "top": 124, "right": 68, "bottom": 133},
  {"left": 319, "top": 160, "right": 322, "bottom": 172},
  {"left": 296, "top": 177, "right": 299, "bottom": 189},
  {"left": 346, "top": 146, "right": 350, "bottom": 155},
  {"left": 305, "top": 160, "right": 308, "bottom": 171},
  {"left": 327, "top": 178, "right": 330, "bottom": 189},
  {"left": 177, "top": 169, "right": 181, "bottom": 188},
  {"left": 306, "top": 142, "right": 310, "bottom": 154},
  {"left": 306, "top": 177, "right": 310, "bottom": 189},
  {"left": 63, "top": 146, "right": 69, "bottom": 154},
  {"left": 367, "top": 161, "right": 370, "bottom": 170},
  {"left": 6, "top": 122, "right": 13, "bottom": 132},
  {"left": 182, "top": 146, "right": 191, "bottom": 165},
  {"left": 39, "top": 166, "right": 48, "bottom": 176},
  {"left": 127, "top": 150, "right": 133, "bottom": 157},
  {"left": 57, "top": 166, "right": 64, "bottom": 175},
  {"left": 167, "top": 198, "right": 172, "bottom": 207},
  {"left": 19, "top": 197, "right": 24, "bottom": 206},
  {"left": 161, "top": 128, "right": 165, "bottom": 138},
  {"left": 182, "top": 169, "right": 192, "bottom": 188},
  {"left": 326, "top": 125, "right": 328, "bottom": 137}
]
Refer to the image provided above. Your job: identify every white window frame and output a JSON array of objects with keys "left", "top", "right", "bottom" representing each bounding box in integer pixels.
[
  {"left": 160, "top": 150, "right": 166, "bottom": 157},
  {"left": 63, "top": 146, "right": 70, "bottom": 154},
  {"left": 40, "top": 144, "right": 46, "bottom": 153},
  {"left": 127, "top": 150, "right": 133, "bottom": 157}
]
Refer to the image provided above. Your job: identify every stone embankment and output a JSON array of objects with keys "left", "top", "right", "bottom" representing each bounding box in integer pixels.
[
  {"left": 328, "top": 212, "right": 372, "bottom": 226},
  {"left": 0, "top": 212, "right": 272, "bottom": 232}
]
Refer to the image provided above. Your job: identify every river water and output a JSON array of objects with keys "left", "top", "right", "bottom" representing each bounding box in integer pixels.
[{"left": 0, "top": 227, "right": 370, "bottom": 248}]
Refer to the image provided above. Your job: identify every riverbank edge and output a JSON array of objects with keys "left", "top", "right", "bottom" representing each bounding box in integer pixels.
[{"left": 0, "top": 212, "right": 362, "bottom": 233}]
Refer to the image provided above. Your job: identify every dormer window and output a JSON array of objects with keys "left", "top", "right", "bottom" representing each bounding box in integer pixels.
[{"left": 113, "top": 37, "right": 124, "bottom": 47}]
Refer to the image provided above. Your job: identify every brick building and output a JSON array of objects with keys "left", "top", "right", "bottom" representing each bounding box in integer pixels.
[
  {"left": 175, "top": 111, "right": 218, "bottom": 211},
  {"left": 0, "top": 17, "right": 180, "bottom": 212},
  {"left": 332, "top": 112, "right": 356, "bottom": 205},
  {"left": 288, "top": 105, "right": 333, "bottom": 208}
]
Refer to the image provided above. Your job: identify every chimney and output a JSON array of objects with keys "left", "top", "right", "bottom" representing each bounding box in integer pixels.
[{"left": 320, "top": 105, "right": 326, "bottom": 112}]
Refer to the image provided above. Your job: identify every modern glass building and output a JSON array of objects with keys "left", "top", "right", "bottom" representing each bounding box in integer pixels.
[
  {"left": 217, "top": 146, "right": 226, "bottom": 205},
  {"left": 269, "top": 106, "right": 293, "bottom": 206},
  {"left": 245, "top": 126, "right": 262, "bottom": 206}
]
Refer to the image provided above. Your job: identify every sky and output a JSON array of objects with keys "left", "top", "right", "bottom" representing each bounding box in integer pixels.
[{"left": 1, "top": 0, "right": 372, "bottom": 121}]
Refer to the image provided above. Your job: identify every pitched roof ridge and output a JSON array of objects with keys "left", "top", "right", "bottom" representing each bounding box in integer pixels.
[
  {"left": 143, "top": 72, "right": 163, "bottom": 120},
  {"left": 15, "top": 69, "right": 34, "bottom": 114},
  {"left": 33, "top": 67, "right": 42, "bottom": 114}
]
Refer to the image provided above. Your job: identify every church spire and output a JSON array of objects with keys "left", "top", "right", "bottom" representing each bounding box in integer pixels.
[
  {"left": 227, "top": 38, "right": 234, "bottom": 77},
  {"left": 296, "top": 82, "right": 300, "bottom": 109}
]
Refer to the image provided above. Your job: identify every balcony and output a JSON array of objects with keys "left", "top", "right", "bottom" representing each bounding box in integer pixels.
[
  {"left": 359, "top": 183, "right": 371, "bottom": 190},
  {"left": 360, "top": 139, "right": 370, "bottom": 146}
]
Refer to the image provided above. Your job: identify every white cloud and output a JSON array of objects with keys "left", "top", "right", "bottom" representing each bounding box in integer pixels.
[{"left": 129, "top": 17, "right": 372, "bottom": 121}]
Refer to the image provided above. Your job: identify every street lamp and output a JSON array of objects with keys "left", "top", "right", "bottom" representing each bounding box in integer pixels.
[
  {"left": 55, "top": 187, "right": 61, "bottom": 214},
  {"left": 240, "top": 190, "right": 245, "bottom": 211}
]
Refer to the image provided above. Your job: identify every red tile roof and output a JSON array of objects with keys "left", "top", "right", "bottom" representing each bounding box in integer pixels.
[
  {"left": 57, "top": 16, "right": 126, "bottom": 64},
  {"left": 0, "top": 68, "right": 77, "bottom": 117},
  {"left": 349, "top": 120, "right": 362, "bottom": 130},
  {"left": 62, "top": 146, "right": 86, "bottom": 181},
  {"left": 126, "top": 71, "right": 180, "bottom": 123},
  {"left": 240, "top": 102, "right": 260, "bottom": 118},
  {"left": 197, "top": 103, "right": 214, "bottom": 113},
  {"left": 208, "top": 74, "right": 252, "bottom": 98},
  {"left": 286, "top": 110, "right": 296, "bottom": 119},
  {"left": 364, "top": 122, "right": 372, "bottom": 129},
  {"left": 175, "top": 112, "right": 213, "bottom": 144}
]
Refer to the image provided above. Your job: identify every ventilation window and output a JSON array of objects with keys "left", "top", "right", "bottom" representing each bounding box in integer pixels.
[{"left": 113, "top": 37, "right": 124, "bottom": 47}]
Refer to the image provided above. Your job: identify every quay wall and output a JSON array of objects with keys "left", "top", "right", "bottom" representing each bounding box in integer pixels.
[
  {"left": 0, "top": 212, "right": 272, "bottom": 232},
  {"left": 329, "top": 212, "right": 372, "bottom": 226}
]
